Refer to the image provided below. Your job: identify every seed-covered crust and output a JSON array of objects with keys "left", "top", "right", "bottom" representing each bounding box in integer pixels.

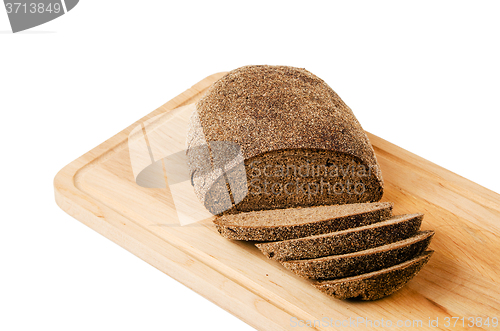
[
  {"left": 187, "top": 65, "right": 384, "bottom": 214},
  {"left": 281, "top": 231, "right": 433, "bottom": 279},
  {"left": 256, "top": 213, "right": 423, "bottom": 261},
  {"left": 312, "top": 251, "right": 433, "bottom": 300},
  {"left": 213, "top": 202, "right": 393, "bottom": 241}
]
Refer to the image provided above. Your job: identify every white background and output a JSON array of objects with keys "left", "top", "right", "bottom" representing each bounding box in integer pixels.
[{"left": 1, "top": 1, "right": 499, "bottom": 330}]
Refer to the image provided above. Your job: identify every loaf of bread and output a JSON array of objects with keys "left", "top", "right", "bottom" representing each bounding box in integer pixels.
[
  {"left": 190, "top": 65, "right": 435, "bottom": 301},
  {"left": 312, "top": 251, "right": 433, "bottom": 300},
  {"left": 187, "top": 65, "right": 384, "bottom": 215},
  {"left": 281, "top": 230, "right": 434, "bottom": 279},
  {"left": 256, "top": 213, "right": 423, "bottom": 261},
  {"left": 213, "top": 201, "right": 393, "bottom": 241}
]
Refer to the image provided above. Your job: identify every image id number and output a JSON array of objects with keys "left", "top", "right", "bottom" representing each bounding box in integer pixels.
[
  {"left": 444, "top": 317, "right": 498, "bottom": 328},
  {"left": 5, "top": 2, "right": 62, "bottom": 14}
]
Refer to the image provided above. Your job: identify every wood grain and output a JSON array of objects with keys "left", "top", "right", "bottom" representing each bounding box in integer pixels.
[{"left": 54, "top": 72, "right": 500, "bottom": 330}]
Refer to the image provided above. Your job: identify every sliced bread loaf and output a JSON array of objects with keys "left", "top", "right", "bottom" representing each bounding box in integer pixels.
[
  {"left": 256, "top": 213, "right": 423, "bottom": 261},
  {"left": 312, "top": 251, "right": 433, "bottom": 300},
  {"left": 187, "top": 65, "right": 384, "bottom": 215},
  {"left": 213, "top": 201, "right": 393, "bottom": 241},
  {"left": 281, "top": 230, "right": 434, "bottom": 279}
]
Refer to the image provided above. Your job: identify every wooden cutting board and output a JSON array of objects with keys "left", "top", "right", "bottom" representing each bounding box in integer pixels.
[{"left": 54, "top": 72, "right": 500, "bottom": 330}]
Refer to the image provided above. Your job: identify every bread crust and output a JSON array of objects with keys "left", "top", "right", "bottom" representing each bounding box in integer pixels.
[
  {"left": 187, "top": 65, "right": 384, "bottom": 214},
  {"left": 312, "top": 251, "right": 433, "bottom": 300},
  {"left": 256, "top": 213, "right": 423, "bottom": 261},
  {"left": 213, "top": 202, "right": 393, "bottom": 241},
  {"left": 281, "top": 231, "right": 434, "bottom": 279}
]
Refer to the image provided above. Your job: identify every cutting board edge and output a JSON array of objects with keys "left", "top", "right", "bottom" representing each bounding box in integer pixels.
[{"left": 53, "top": 71, "right": 500, "bottom": 331}]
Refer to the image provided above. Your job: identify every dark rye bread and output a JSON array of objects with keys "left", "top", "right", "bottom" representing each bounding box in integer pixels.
[
  {"left": 256, "top": 213, "right": 423, "bottom": 261},
  {"left": 187, "top": 65, "right": 384, "bottom": 215},
  {"left": 313, "top": 251, "right": 433, "bottom": 300},
  {"left": 281, "top": 230, "right": 434, "bottom": 279},
  {"left": 213, "top": 202, "right": 393, "bottom": 241}
]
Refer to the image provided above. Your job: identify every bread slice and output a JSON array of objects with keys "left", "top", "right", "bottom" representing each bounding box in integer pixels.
[
  {"left": 187, "top": 65, "right": 384, "bottom": 215},
  {"left": 281, "top": 230, "right": 434, "bottom": 279},
  {"left": 213, "top": 202, "right": 393, "bottom": 241},
  {"left": 256, "top": 213, "right": 423, "bottom": 261},
  {"left": 312, "top": 251, "right": 433, "bottom": 300}
]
